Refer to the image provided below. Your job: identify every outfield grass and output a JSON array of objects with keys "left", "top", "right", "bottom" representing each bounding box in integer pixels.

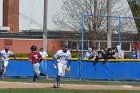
[{"left": 0, "top": 88, "right": 140, "bottom": 93}]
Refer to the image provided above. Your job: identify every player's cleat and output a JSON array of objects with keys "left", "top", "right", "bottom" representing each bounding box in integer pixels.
[
  {"left": 53, "top": 84, "right": 57, "bottom": 88},
  {"left": 53, "top": 83, "right": 60, "bottom": 88},
  {"left": 32, "top": 79, "right": 35, "bottom": 82},
  {"left": 46, "top": 74, "right": 49, "bottom": 79},
  {"left": 1, "top": 77, "right": 4, "bottom": 79}
]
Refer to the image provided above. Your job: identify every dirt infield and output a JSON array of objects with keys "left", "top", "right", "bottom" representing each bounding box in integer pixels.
[{"left": 1, "top": 81, "right": 140, "bottom": 90}]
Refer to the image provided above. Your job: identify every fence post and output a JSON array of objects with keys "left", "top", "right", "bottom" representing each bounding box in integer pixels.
[
  {"left": 118, "top": 16, "right": 121, "bottom": 45},
  {"left": 79, "top": 57, "right": 82, "bottom": 80},
  {"left": 138, "top": 50, "right": 139, "bottom": 59}
]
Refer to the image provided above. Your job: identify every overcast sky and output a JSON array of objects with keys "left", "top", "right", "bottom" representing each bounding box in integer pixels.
[{"left": 0, "top": 0, "right": 62, "bottom": 30}]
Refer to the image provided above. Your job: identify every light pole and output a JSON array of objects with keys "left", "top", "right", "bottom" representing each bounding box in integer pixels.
[
  {"left": 43, "top": 0, "right": 48, "bottom": 52},
  {"left": 107, "top": 0, "right": 112, "bottom": 48},
  {"left": 118, "top": 16, "right": 121, "bottom": 45},
  {"left": 81, "top": 0, "right": 85, "bottom": 59}
]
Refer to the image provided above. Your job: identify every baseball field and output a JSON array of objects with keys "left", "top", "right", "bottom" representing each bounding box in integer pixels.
[{"left": 1, "top": 78, "right": 140, "bottom": 93}]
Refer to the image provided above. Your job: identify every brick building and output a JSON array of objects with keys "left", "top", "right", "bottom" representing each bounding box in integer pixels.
[
  {"left": 0, "top": 31, "right": 64, "bottom": 54},
  {"left": 3, "top": 0, "right": 19, "bottom": 32},
  {"left": 1, "top": 0, "right": 65, "bottom": 54}
]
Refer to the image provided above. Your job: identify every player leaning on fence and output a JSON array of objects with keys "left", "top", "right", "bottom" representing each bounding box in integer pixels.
[
  {"left": 29, "top": 45, "right": 48, "bottom": 82},
  {"left": 53, "top": 44, "right": 71, "bottom": 88}
]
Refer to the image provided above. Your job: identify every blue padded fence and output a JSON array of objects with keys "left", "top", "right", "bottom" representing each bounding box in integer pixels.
[{"left": 5, "top": 60, "right": 140, "bottom": 80}]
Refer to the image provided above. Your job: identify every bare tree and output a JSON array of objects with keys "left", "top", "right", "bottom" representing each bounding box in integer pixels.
[
  {"left": 53, "top": 0, "right": 134, "bottom": 49},
  {"left": 128, "top": 0, "right": 140, "bottom": 33},
  {"left": 53, "top": 0, "right": 108, "bottom": 48},
  {"left": 53, "top": 1, "right": 82, "bottom": 31}
]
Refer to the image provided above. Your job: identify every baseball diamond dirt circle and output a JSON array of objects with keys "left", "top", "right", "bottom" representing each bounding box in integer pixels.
[{"left": 0, "top": 81, "right": 140, "bottom": 90}]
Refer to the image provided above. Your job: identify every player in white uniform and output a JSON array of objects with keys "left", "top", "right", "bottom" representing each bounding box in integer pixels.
[
  {"left": 0, "top": 47, "right": 16, "bottom": 79},
  {"left": 39, "top": 47, "right": 48, "bottom": 58},
  {"left": 53, "top": 44, "right": 71, "bottom": 88},
  {"left": 39, "top": 47, "right": 48, "bottom": 79}
]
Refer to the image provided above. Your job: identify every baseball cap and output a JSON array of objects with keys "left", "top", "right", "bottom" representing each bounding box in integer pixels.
[
  {"left": 88, "top": 48, "right": 92, "bottom": 52},
  {"left": 132, "top": 48, "right": 136, "bottom": 51},
  {"left": 40, "top": 47, "right": 44, "bottom": 50},
  {"left": 108, "top": 48, "right": 112, "bottom": 51},
  {"left": 5, "top": 46, "right": 9, "bottom": 50},
  {"left": 63, "top": 44, "right": 68, "bottom": 48}
]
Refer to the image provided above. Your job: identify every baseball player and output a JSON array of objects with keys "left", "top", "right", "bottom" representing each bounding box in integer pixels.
[
  {"left": 53, "top": 44, "right": 71, "bottom": 88},
  {"left": 39, "top": 47, "right": 48, "bottom": 58},
  {"left": 84, "top": 48, "right": 92, "bottom": 58},
  {"left": 39, "top": 47, "right": 48, "bottom": 79},
  {"left": 29, "top": 45, "right": 48, "bottom": 82},
  {"left": 0, "top": 46, "right": 16, "bottom": 79}
]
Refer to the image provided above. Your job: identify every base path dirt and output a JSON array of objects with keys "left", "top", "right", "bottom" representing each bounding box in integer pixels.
[{"left": 1, "top": 81, "right": 140, "bottom": 90}]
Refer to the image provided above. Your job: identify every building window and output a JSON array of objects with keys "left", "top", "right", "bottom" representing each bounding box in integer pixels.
[
  {"left": 4, "top": 39, "right": 13, "bottom": 46},
  {"left": 68, "top": 41, "right": 77, "bottom": 50},
  {"left": 121, "top": 42, "right": 130, "bottom": 51}
]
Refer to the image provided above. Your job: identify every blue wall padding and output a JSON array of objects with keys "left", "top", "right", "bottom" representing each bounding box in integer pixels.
[{"left": 4, "top": 60, "right": 140, "bottom": 80}]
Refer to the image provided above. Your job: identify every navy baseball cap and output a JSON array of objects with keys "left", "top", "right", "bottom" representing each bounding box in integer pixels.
[
  {"left": 40, "top": 47, "right": 44, "bottom": 50},
  {"left": 63, "top": 44, "right": 68, "bottom": 48},
  {"left": 132, "top": 48, "right": 136, "bottom": 51}
]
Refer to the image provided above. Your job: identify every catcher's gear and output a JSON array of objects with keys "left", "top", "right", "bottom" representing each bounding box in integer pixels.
[
  {"left": 30, "top": 45, "right": 37, "bottom": 51},
  {"left": 65, "top": 67, "right": 70, "bottom": 72}
]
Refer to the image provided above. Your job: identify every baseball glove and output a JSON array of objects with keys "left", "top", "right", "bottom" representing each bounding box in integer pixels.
[
  {"left": 65, "top": 67, "right": 71, "bottom": 72},
  {"left": 39, "top": 58, "right": 43, "bottom": 63}
]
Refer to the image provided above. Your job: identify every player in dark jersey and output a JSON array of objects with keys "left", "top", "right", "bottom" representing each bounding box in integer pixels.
[{"left": 29, "top": 45, "right": 48, "bottom": 82}]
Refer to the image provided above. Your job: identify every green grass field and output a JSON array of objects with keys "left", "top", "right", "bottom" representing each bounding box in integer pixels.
[
  {"left": 0, "top": 88, "right": 140, "bottom": 93},
  {"left": 1, "top": 78, "right": 140, "bottom": 93}
]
